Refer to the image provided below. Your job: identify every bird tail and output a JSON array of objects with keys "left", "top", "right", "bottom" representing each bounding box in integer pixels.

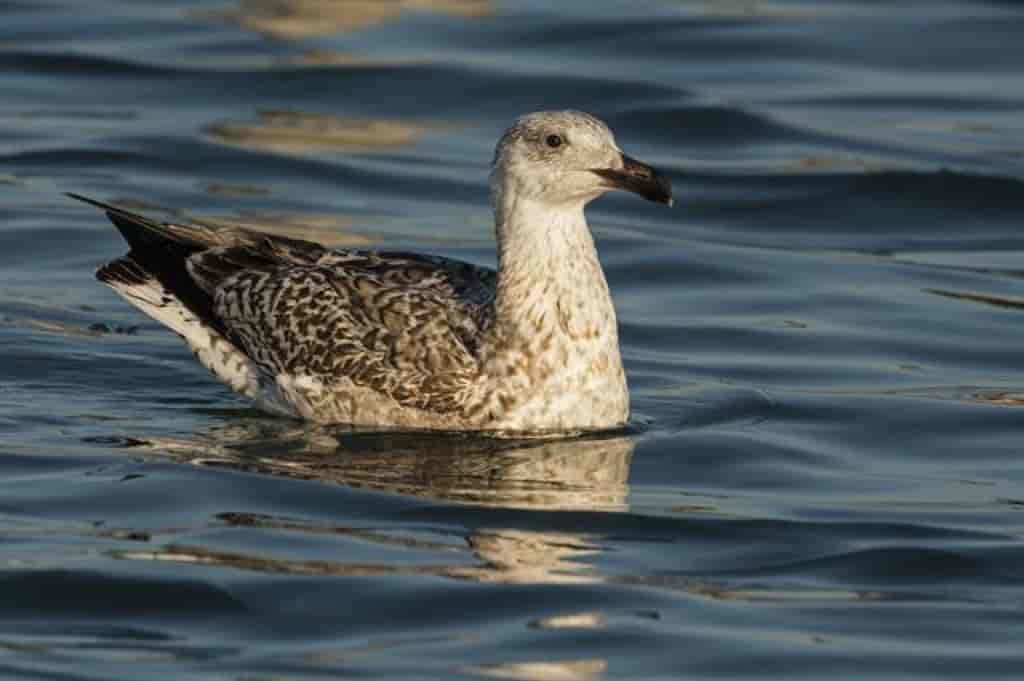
[
  {"left": 66, "top": 193, "right": 223, "bottom": 252},
  {"left": 70, "top": 193, "right": 224, "bottom": 334}
]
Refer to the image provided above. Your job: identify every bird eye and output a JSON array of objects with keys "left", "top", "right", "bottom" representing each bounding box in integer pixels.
[{"left": 545, "top": 134, "right": 563, "bottom": 149}]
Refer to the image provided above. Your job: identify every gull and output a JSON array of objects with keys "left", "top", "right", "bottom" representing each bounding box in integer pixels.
[{"left": 71, "top": 110, "right": 672, "bottom": 434}]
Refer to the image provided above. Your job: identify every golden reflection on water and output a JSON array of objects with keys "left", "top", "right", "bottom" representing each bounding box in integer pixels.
[
  {"left": 204, "top": 110, "right": 427, "bottom": 155},
  {"left": 531, "top": 612, "right": 607, "bottom": 630},
  {"left": 467, "top": 658, "right": 607, "bottom": 681},
  {"left": 206, "top": 0, "right": 491, "bottom": 39},
  {"left": 451, "top": 529, "right": 603, "bottom": 585},
  {"left": 111, "top": 425, "right": 635, "bottom": 586}
]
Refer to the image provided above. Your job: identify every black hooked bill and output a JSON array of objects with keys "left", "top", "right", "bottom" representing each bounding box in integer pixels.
[{"left": 592, "top": 154, "right": 673, "bottom": 206}]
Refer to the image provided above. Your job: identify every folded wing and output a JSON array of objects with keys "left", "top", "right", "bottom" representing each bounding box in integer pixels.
[{"left": 74, "top": 194, "right": 495, "bottom": 415}]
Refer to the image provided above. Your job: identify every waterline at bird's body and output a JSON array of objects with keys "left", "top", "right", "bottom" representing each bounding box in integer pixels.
[{"left": 73, "top": 110, "right": 672, "bottom": 434}]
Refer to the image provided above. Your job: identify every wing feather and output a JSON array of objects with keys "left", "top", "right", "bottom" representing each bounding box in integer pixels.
[
  {"left": 71, "top": 193, "right": 495, "bottom": 416},
  {"left": 211, "top": 252, "right": 495, "bottom": 414}
]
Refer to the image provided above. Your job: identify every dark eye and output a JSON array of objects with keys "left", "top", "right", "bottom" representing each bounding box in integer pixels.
[{"left": 545, "top": 134, "right": 563, "bottom": 149}]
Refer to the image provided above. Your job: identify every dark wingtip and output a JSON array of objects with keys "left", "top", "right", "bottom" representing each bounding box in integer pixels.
[
  {"left": 66, "top": 192, "right": 111, "bottom": 210},
  {"left": 66, "top": 192, "right": 146, "bottom": 221},
  {"left": 96, "top": 255, "right": 153, "bottom": 286}
]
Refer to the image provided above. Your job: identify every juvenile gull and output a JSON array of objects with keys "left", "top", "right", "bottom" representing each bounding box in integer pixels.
[{"left": 71, "top": 110, "right": 672, "bottom": 434}]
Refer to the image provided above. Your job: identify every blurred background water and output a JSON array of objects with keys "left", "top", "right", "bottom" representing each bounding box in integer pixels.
[{"left": 1, "top": 1, "right": 1024, "bottom": 679}]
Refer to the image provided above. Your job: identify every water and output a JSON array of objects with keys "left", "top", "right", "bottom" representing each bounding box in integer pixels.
[{"left": 1, "top": 0, "right": 1024, "bottom": 678}]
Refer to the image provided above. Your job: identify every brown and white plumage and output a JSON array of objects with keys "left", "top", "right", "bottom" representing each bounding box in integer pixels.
[{"left": 75, "top": 110, "right": 671, "bottom": 434}]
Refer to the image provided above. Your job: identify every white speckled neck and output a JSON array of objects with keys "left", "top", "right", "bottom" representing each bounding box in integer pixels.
[
  {"left": 485, "top": 180, "right": 629, "bottom": 431},
  {"left": 492, "top": 187, "right": 606, "bottom": 333}
]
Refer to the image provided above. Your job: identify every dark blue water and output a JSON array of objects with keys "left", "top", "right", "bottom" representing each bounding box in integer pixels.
[{"left": 2, "top": 1, "right": 1024, "bottom": 678}]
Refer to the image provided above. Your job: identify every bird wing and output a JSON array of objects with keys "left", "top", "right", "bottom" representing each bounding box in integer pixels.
[
  {"left": 196, "top": 245, "right": 496, "bottom": 414},
  {"left": 70, "top": 193, "right": 495, "bottom": 415}
]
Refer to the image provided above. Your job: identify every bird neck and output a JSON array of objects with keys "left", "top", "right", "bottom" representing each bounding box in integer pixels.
[{"left": 491, "top": 189, "right": 615, "bottom": 339}]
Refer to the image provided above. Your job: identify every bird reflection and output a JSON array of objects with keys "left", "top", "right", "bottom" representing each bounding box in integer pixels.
[
  {"left": 114, "top": 420, "right": 635, "bottom": 584},
  {"left": 172, "top": 421, "right": 634, "bottom": 512},
  {"left": 204, "top": 0, "right": 491, "bottom": 40}
]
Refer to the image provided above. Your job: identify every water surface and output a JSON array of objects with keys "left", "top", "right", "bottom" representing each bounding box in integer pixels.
[{"left": 2, "top": 1, "right": 1024, "bottom": 679}]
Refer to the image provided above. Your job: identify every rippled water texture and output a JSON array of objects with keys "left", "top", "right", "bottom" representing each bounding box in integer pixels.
[{"left": 2, "top": 1, "right": 1024, "bottom": 679}]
